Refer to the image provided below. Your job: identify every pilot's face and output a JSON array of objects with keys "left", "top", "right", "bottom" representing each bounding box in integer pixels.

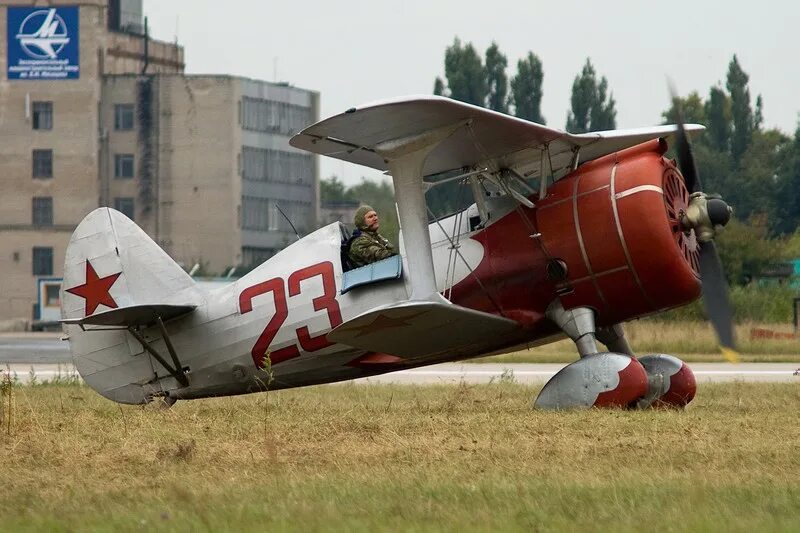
[{"left": 365, "top": 210, "right": 379, "bottom": 230}]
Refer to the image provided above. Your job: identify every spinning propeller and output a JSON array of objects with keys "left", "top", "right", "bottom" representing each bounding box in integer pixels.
[{"left": 670, "top": 89, "right": 739, "bottom": 362}]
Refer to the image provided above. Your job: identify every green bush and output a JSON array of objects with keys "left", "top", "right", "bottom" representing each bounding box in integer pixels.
[{"left": 659, "top": 285, "right": 798, "bottom": 323}]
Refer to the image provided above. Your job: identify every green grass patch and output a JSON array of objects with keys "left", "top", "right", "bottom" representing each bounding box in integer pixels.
[{"left": 1, "top": 382, "right": 800, "bottom": 531}]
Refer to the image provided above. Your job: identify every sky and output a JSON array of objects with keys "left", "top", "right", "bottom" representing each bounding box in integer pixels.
[{"left": 143, "top": 0, "right": 800, "bottom": 185}]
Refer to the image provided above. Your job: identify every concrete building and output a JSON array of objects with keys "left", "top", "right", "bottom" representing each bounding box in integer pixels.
[
  {"left": 99, "top": 75, "right": 319, "bottom": 272},
  {"left": 0, "top": 1, "right": 319, "bottom": 325}
]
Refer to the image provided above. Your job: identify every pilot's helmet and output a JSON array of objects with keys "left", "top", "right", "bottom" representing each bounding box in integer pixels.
[{"left": 354, "top": 205, "right": 375, "bottom": 230}]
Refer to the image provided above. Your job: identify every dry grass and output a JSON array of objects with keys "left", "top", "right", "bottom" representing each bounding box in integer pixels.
[
  {"left": 481, "top": 320, "right": 800, "bottom": 363},
  {"left": 1, "top": 381, "right": 800, "bottom": 531}
]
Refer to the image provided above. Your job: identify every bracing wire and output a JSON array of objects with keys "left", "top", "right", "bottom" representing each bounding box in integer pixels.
[{"left": 426, "top": 204, "right": 506, "bottom": 317}]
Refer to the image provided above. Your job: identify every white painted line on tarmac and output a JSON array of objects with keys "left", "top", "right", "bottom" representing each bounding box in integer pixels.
[
  {"left": 4, "top": 364, "right": 799, "bottom": 385},
  {"left": 394, "top": 370, "right": 795, "bottom": 376}
]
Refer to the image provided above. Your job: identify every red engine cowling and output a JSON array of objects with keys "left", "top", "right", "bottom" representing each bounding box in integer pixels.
[{"left": 535, "top": 139, "right": 701, "bottom": 325}]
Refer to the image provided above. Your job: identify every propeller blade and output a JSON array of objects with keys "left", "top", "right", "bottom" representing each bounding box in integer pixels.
[
  {"left": 698, "top": 240, "right": 738, "bottom": 361},
  {"left": 668, "top": 88, "right": 702, "bottom": 193},
  {"left": 670, "top": 84, "right": 736, "bottom": 361}
]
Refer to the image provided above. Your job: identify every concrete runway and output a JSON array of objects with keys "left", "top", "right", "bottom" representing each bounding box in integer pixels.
[
  {"left": 361, "top": 362, "right": 800, "bottom": 384},
  {"left": 2, "top": 362, "right": 798, "bottom": 385},
  {"left": 0, "top": 333, "right": 70, "bottom": 364},
  {"left": 2, "top": 334, "right": 799, "bottom": 384}
]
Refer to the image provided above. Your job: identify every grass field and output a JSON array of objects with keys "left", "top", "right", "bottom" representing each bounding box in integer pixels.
[
  {"left": 478, "top": 320, "right": 800, "bottom": 363},
  {"left": 1, "top": 381, "right": 799, "bottom": 531}
]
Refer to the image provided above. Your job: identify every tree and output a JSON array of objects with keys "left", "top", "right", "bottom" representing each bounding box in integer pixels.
[
  {"left": 484, "top": 42, "right": 508, "bottom": 113},
  {"left": 716, "top": 217, "right": 786, "bottom": 285},
  {"left": 442, "top": 37, "right": 487, "bottom": 106},
  {"left": 424, "top": 171, "right": 475, "bottom": 221},
  {"left": 565, "top": 58, "right": 616, "bottom": 133},
  {"left": 704, "top": 86, "right": 732, "bottom": 153},
  {"left": 726, "top": 129, "right": 791, "bottom": 222},
  {"left": 510, "top": 52, "right": 545, "bottom": 124},
  {"left": 771, "top": 123, "right": 800, "bottom": 235},
  {"left": 320, "top": 175, "right": 351, "bottom": 203},
  {"left": 726, "top": 55, "right": 754, "bottom": 164},
  {"left": 433, "top": 77, "right": 445, "bottom": 96},
  {"left": 428, "top": 38, "right": 503, "bottom": 217},
  {"left": 661, "top": 91, "right": 706, "bottom": 125},
  {"left": 785, "top": 228, "right": 800, "bottom": 257},
  {"left": 690, "top": 141, "right": 732, "bottom": 198},
  {"left": 754, "top": 95, "right": 764, "bottom": 131}
]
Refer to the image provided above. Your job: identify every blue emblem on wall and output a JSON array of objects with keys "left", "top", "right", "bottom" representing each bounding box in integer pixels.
[{"left": 7, "top": 6, "right": 80, "bottom": 80}]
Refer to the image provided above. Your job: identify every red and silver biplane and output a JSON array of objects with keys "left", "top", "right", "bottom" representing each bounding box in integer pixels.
[{"left": 61, "top": 95, "right": 734, "bottom": 409}]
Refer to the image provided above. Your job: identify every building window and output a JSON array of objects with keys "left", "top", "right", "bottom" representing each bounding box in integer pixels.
[
  {"left": 114, "top": 104, "right": 135, "bottom": 130},
  {"left": 114, "top": 154, "right": 135, "bottom": 178},
  {"left": 241, "top": 97, "right": 313, "bottom": 136},
  {"left": 32, "top": 247, "right": 53, "bottom": 276},
  {"left": 242, "top": 196, "right": 268, "bottom": 230},
  {"left": 268, "top": 203, "right": 280, "bottom": 231},
  {"left": 242, "top": 247, "right": 276, "bottom": 268},
  {"left": 32, "top": 149, "right": 53, "bottom": 178},
  {"left": 242, "top": 146, "right": 313, "bottom": 184},
  {"left": 241, "top": 196, "right": 310, "bottom": 234},
  {"left": 45, "top": 283, "right": 61, "bottom": 307},
  {"left": 32, "top": 101, "right": 53, "bottom": 130},
  {"left": 32, "top": 197, "right": 53, "bottom": 226},
  {"left": 114, "top": 197, "right": 135, "bottom": 220}
]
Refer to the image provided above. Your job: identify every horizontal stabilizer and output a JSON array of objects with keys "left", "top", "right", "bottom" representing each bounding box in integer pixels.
[
  {"left": 328, "top": 298, "right": 518, "bottom": 359},
  {"left": 61, "top": 304, "right": 196, "bottom": 327}
]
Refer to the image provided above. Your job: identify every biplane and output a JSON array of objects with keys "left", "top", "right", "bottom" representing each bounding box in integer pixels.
[{"left": 60, "top": 95, "right": 734, "bottom": 409}]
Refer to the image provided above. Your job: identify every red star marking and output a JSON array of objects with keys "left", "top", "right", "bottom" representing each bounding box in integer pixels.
[{"left": 66, "top": 261, "right": 122, "bottom": 316}]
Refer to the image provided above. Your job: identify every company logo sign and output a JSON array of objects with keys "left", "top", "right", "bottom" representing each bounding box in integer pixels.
[{"left": 7, "top": 6, "right": 80, "bottom": 80}]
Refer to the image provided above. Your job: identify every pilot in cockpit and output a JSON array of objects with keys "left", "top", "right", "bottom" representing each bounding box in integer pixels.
[{"left": 347, "top": 205, "right": 397, "bottom": 267}]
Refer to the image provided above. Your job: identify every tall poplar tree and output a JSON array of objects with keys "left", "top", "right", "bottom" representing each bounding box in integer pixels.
[
  {"left": 442, "top": 38, "right": 487, "bottom": 106},
  {"left": 565, "top": 58, "right": 616, "bottom": 133},
  {"left": 510, "top": 52, "right": 545, "bottom": 124},
  {"left": 484, "top": 42, "right": 509, "bottom": 113},
  {"left": 704, "top": 86, "right": 732, "bottom": 153},
  {"left": 662, "top": 92, "right": 707, "bottom": 125},
  {"left": 433, "top": 77, "right": 445, "bottom": 96},
  {"left": 772, "top": 124, "right": 800, "bottom": 235},
  {"left": 754, "top": 95, "right": 764, "bottom": 131},
  {"left": 726, "top": 55, "right": 754, "bottom": 164}
]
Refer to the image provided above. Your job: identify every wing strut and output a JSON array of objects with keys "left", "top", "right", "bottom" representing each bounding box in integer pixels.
[{"left": 376, "top": 120, "right": 467, "bottom": 300}]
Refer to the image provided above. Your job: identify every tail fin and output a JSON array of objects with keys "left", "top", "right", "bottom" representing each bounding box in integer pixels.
[
  {"left": 61, "top": 208, "right": 202, "bottom": 321},
  {"left": 61, "top": 208, "right": 204, "bottom": 404}
]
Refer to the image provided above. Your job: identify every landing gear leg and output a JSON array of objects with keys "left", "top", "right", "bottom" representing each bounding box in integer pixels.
[
  {"left": 596, "top": 324, "right": 634, "bottom": 356},
  {"left": 545, "top": 301, "right": 600, "bottom": 357},
  {"left": 534, "top": 303, "right": 648, "bottom": 409}
]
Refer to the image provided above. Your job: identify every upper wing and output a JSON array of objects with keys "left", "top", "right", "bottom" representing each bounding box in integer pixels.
[{"left": 290, "top": 95, "right": 703, "bottom": 179}]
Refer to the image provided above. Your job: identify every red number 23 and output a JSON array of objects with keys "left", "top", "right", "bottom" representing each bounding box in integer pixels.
[{"left": 238, "top": 261, "right": 342, "bottom": 368}]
